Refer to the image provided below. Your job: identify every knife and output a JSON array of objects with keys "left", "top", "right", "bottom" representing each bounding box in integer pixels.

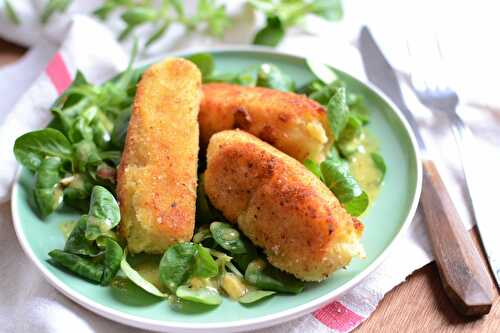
[{"left": 359, "top": 26, "right": 496, "bottom": 316}]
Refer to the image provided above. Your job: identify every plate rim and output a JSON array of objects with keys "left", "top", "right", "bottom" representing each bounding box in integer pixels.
[{"left": 11, "top": 45, "right": 423, "bottom": 333}]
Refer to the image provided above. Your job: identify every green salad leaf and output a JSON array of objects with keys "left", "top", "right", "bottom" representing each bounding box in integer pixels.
[
  {"left": 159, "top": 241, "right": 223, "bottom": 301},
  {"left": 145, "top": 22, "right": 170, "bottom": 48},
  {"left": 326, "top": 85, "right": 349, "bottom": 139},
  {"left": 110, "top": 107, "right": 131, "bottom": 150},
  {"left": 92, "top": 1, "right": 115, "bottom": 20},
  {"left": 320, "top": 157, "right": 369, "bottom": 216},
  {"left": 204, "top": 72, "right": 238, "bottom": 84},
  {"left": 196, "top": 174, "right": 225, "bottom": 224},
  {"left": 72, "top": 140, "right": 101, "bottom": 172},
  {"left": 196, "top": 0, "right": 231, "bottom": 37},
  {"left": 64, "top": 185, "right": 121, "bottom": 260},
  {"left": 85, "top": 186, "right": 120, "bottom": 240},
  {"left": 202, "top": 61, "right": 296, "bottom": 93},
  {"left": 120, "top": 252, "right": 168, "bottom": 298},
  {"left": 195, "top": 188, "right": 213, "bottom": 225},
  {"left": 63, "top": 174, "right": 93, "bottom": 208},
  {"left": 170, "top": 0, "right": 184, "bottom": 15},
  {"left": 13, "top": 128, "right": 73, "bottom": 171},
  {"left": 99, "top": 150, "right": 121, "bottom": 166},
  {"left": 371, "top": 152, "right": 386, "bottom": 182},
  {"left": 253, "top": 16, "right": 285, "bottom": 46},
  {"left": 250, "top": 0, "right": 343, "bottom": 46},
  {"left": 58, "top": 195, "right": 120, "bottom": 285},
  {"left": 51, "top": 71, "right": 89, "bottom": 110},
  {"left": 304, "top": 153, "right": 369, "bottom": 216},
  {"left": 347, "top": 94, "right": 370, "bottom": 125},
  {"left": 59, "top": 220, "right": 78, "bottom": 240},
  {"left": 232, "top": 251, "right": 258, "bottom": 273},
  {"left": 4, "top": 0, "right": 20, "bottom": 25},
  {"left": 41, "top": 0, "right": 73, "bottom": 24},
  {"left": 98, "top": 237, "right": 123, "bottom": 286},
  {"left": 239, "top": 290, "right": 276, "bottom": 304},
  {"left": 310, "top": 0, "right": 343, "bottom": 20},
  {"left": 91, "top": 112, "right": 114, "bottom": 149},
  {"left": 308, "top": 80, "right": 343, "bottom": 106},
  {"left": 234, "top": 65, "right": 259, "bottom": 87},
  {"left": 210, "top": 222, "right": 254, "bottom": 255},
  {"left": 336, "top": 114, "right": 363, "bottom": 157},
  {"left": 192, "top": 225, "right": 212, "bottom": 244},
  {"left": 244, "top": 259, "right": 304, "bottom": 294},
  {"left": 306, "top": 59, "right": 338, "bottom": 84},
  {"left": 159, "top": 242, "right": 197, "bottom": 293},
  {"left": 34, "top": 156, "right": 64, "bottom": 217},
  {"left": 303, "top": 159, "right": 323, "bottom": 180},
  {"left": 67, "top": 105, "right": 97, "bottom": 143},
  {"left": 257, "top": 64, "right": 295, "bottom": 92},
  {"left": 343, "top": 191, "right": 369, "bottom": 217},
  {"left": 112, "top": 41, "right": 140, "bottom": 98},
  {"left": 193, "top": 244, "right": 219, "bottom": 278},
  {"left": 187, "top": 53, "right": 215, "bottom": 79},
  {"left": 176, "top": 286, "right": 222, "bottom": 305},
  {"left": 48, "top": 249, "right": 104, "bottom": 283},
  {"left": 121, "top": 7, "right": 157, "bottom": 26},
  {"left": 88, "top": 185, "right": 120, "bottom": 225},
  {"left": 64, "top": 216, "right": 102, "bottom": 256},
  {"left": 297, "top": 79, "right": 325, "bottom": 95}
]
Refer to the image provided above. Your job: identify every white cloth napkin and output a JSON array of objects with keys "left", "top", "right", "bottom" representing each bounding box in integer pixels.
[{"left": 0, "top": 1, "right": 499, "bottom": 333}]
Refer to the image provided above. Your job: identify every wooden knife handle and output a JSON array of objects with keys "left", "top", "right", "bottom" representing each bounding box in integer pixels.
[{"left": 421, "top": 160, "right": 495, "bottom": 316}]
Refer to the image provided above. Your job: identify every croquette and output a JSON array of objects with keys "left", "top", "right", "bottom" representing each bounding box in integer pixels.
[
  {"left": 117, "top": 58, "right": 202, "bottom": 254},
  {"left": 199, "top": 83, "right": 332, "bottom": 163},
  {"left": 204, "top": 130, "right": 364, "bottom": 281}
]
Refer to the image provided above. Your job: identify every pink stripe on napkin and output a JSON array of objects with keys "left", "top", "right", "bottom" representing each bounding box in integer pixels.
[
  {"left": 45, "top": 52, "right": 72, "bottom": 94},
  {"left": 314, "top": 301, "right": 365, "bottom": 332}
]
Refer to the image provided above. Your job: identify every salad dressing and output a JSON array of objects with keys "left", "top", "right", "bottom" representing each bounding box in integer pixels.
[
  {"left": 348, "top": 131, "right": 383, "bottom": 202},
  {"left": 129, "top": 255, "right": 164, "bottom": 290},
  {"left": 135, "top": 263, "right": 163, "bottom": 290},
  {"left": 59, "top": 221, "right": 78, "bottom": 240}
]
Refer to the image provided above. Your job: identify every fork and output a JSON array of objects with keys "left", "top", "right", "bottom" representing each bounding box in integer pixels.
[
  {"left": 407, "top": 35, "right": 500, "bottom": 296},
  {"left": 406, "top": 36, "right": 475, "bottom": 219}
]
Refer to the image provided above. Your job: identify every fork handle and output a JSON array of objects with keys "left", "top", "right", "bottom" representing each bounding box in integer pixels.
[{"left": 421, "top": 159, "right": 495, "bottom": 316}]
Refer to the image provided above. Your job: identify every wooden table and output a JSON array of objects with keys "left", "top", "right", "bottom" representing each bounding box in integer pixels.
[{"left": 1, "top": 38, "right": 498, "bottom": 332}]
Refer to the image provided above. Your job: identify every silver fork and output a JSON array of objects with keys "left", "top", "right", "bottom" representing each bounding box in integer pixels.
[{"left": 407, "top": 35, "right": 500, "bottom": 288}]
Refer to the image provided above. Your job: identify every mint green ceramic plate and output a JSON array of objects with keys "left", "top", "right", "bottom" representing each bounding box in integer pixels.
[{"left": 12, "top": 48, "right": 422, "bottom": 332}]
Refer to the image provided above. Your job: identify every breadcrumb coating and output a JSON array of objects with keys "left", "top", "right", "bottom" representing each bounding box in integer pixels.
[
  {"left": 204, "top": 130, "right": 364, "bottom": 281},
  {"left": 117, "top": 58, "right": 202, "bottom": 254},
  {"left": 200, "top": 83, "right": 332, "bottom": 163}
]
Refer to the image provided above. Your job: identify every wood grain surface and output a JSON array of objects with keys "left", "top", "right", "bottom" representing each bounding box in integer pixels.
[
  {"left": 1, "top": 38, "right": 498, "bottom": 332},
  {"left": 357, "top": 230, "right": 499, "bottom": 333},
  {"left": 0, "top": 39, "right": 25, "bottom": 66}
]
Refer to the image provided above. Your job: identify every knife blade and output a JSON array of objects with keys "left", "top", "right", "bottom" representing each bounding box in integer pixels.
[
  {"left": 358, "top": 29, "right": 426, "bottom": 154},
  {"left": 463, "top": 137, "right": 500, "bottom": 288},
  {"left": 359, "top": 26, "right": 496, "bottom": 315}
]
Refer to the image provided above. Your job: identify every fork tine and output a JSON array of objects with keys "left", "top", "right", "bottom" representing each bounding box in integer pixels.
[
  {"left": 433, "top": 37, "right": 454, "bottom": 92},
  {"left": 406, "top": 38, "right": 426, "bottom": 93},
  {"left": 407, "top": 31, "right": 450, "bottom": 94}
]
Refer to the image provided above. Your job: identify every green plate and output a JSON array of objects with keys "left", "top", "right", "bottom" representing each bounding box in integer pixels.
[{"left": 11, "top": 48, "right": 422, "bottom": 332}]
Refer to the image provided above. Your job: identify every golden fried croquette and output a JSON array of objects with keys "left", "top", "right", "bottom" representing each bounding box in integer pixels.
[
  {"left": 204, "top": 130, "right": 364, "bottom": 281},
  {"left": 117, "top": 58, "right": 202, "bottom": 254},
  {"left": 199, "top": 83, "right": 332, "bottom": 163}
]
